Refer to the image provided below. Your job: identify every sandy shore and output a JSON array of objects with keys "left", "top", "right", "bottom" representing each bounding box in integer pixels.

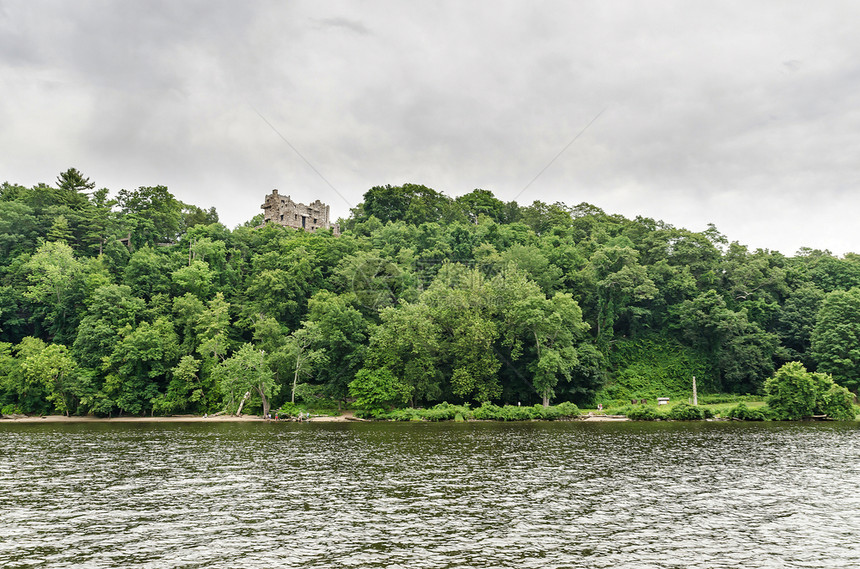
[{"left": 580, "top": 413, "right": 629, "bottom": 421}]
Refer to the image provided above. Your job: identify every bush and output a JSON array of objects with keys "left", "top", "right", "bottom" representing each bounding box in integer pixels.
[
  {"left": 498, "top": 405, "right": 535, "bottom": 421},
  {"left": 765, "top": 362, "right": 819, "bottom": 420},
  {"left": 473, "top": 402, "right": 542, "bottom": 421},
  {"left": 666, "top": 402, "right": 707, "bottom": 420},
  {"left": 274, "top": 402, "right": 302, "bottom": 418},
  {"left": 1, "top": 404, "right": 23, "bottom": 416},
  {"left": 364, "top": 401, "right": 581, "bottom": 422},
  {"left": 626, "top": 405, "right": 660, "bottom": 421},
  {"left": 384, "top": 408, "right": 423, "bottom": 421},
  {"left": 818, "top": 384, "right": 855, "bottom": 421},
  {"left": 349, "top": 368, "right": 412, "bottom": 410},
  {"left": 724, "top": 402, "right": 768, "bottom": 421},
  {"left": 424, "top": 402, "right": 471, "bottom": 421},
  {"left": 766, "top": 361, "right": 856, "bottom": 421},
  {"left": 538, "top": 401, "right": 580, "bottom": 420},
  {"left": 472, "top": 402, "right": 503, "bottom": 420}
]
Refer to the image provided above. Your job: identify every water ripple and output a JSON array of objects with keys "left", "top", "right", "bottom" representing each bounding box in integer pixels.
[{"left": 1, "top": 421, "right": 858, "bottom": 568}]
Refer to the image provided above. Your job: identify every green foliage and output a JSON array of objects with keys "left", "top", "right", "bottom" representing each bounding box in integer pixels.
[
  {"left": 665, "top": 402, "right": 710, "bottom": 420},
  {"left": 349, "top": 368, "right": 412, "bottom": 410},
  {"left": 422, "top": 402, "right": 470, "bottom": 421},
  {"left": 15, "top": 337, "right": 79, "bottom": 415},
  {"left": 357, "top": 183, "right": 458, "bottom": 226},
  {"left": 271, "top": 401, "right": 342, "bottom": 418},
  {"left": 470, "top": 401, "right": 578, "bottom": 421},
  {"left": 301, "top": 291, "right": 370, "bottom": 401},
  {"left": 4, "top": 171, "right": 860, "bottom": 418},
  {"left": 671, "top": 290, "right": 778, "bottom": 393},
  {"left": 381, "top": 407, "right": 425, "bottom": 422},
  {"left": 536, "top": 401, "right": 581, "bottom": 420},
  {"left": 818, "top": 384, "right": 856, "bottom": 421},
  {"left": 765, "top": 361, "right": 855, "bottom": 421},
  {"left": 103, "top": 317, "right": 180, "bottom": 416},
  {"left": 765, "top": 362, "right": 820, "bottom": 420},
  {"left": 374, "top": 401, "right": 580, "bottom": 421},
  {"left": 625, "top": 405, "right": 660, "bottom": 421},
  {"left": 697, "top": 394, "right": 762, "bottom": 405},
  {"left": 605, "top": 335, "right": 712, "bottom": 401},
  {"left": 810, "top": 288, "right": 860, "bottom": 391},
  {"left": 116, "top": 185, "right": 183, "bottom": 248},
  {"left": 724, "top": 402, "right": 769, "bottom": 421},
  {"left": 209, "top": 343, "right": 274, "bottom": 416},
  {"left": 23, "top": 241, "right": 86, "bottom": 342},
  {"left": 151, "top": 355, "right": 203, "bottom": 415}
]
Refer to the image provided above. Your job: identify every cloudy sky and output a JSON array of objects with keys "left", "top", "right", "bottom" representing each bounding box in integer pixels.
[{"left": 2, "top": 1, "right": 859, "bottom": 255}]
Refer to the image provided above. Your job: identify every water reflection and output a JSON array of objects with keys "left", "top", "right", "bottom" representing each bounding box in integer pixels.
[{"left": 1, "top": 421, "right": 858, "bottom": 568}]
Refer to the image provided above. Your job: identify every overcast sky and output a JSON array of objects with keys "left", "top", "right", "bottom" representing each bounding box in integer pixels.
[{"left": 2, "top": 1, "right": 859, "bottom": 255}]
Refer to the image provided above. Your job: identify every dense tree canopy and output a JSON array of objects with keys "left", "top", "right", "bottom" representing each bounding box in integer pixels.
[{"left": 1, "top": 171, "right": 858, "bottom": 416}]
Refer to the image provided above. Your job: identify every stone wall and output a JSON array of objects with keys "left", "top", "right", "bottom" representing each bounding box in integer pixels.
[{"left": 260, "top": 189, "right": 340, "bottom": 235}]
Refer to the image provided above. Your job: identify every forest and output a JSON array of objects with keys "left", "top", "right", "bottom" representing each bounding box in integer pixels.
[{"left": 1, "top": 169, "right": 859, "bottom": 418}]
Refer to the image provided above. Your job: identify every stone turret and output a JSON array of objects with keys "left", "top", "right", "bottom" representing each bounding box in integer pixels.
[{"left": 260, "top": 189, "right": 340, "bottom": 235}]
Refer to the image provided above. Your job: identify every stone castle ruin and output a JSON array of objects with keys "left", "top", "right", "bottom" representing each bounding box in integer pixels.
[{"left": 261, "top": 190, "right": 340, "bottom": 235}]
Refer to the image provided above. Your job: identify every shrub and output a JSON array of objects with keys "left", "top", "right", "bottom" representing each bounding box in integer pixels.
[
  {"left": 472, "top": 402, "right": 503, "bottom": 420},
  {"left": 365, "top": 401, "right": 579, "bottom": 422},
  {"left": 498, "top": 405, "right": 535, "bottom": 421},
  {"left": 275, "top": 402, "right": 302, "bottom": 418},
  {"left": 384, "top": 408, "right": 423, "bottom": 421},
  {"left": 349, "top": 368, "right": 412, "bottom": 410},
  {"left": 818, "top": 384, "right": 855, "bottom": 421},
  {"left": 424, "top": 402, "right": 471, "bottom": 421},
  {"left": 765, "top": 362, "right": 818, "bottom": 420},
  {"left": 766, "top": 362, "right": 855, "bottom": 420},
  {"left": 1, "top": 404, "right": 22, "bottom": 415},
  {"left": 553, "top": 401, "right": 580, "bottom": 419},
  {"left": 724, "top": 402, "right": 768, "bottom": 421},
  {"left": 626, "top": 405, "right": 660, "bottom": 421},
  {"left": 666, "top": 402, "right": 706, "bottom": 420}
]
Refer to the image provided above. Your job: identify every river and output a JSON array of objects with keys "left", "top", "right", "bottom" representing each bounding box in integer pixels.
[{"left": 1, "top": 421, "right": 858, "bottom": 568}]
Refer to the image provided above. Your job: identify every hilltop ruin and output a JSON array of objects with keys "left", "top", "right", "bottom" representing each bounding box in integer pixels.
[{"left": 260, "top": 190, "right": 340, "bottom": 235}]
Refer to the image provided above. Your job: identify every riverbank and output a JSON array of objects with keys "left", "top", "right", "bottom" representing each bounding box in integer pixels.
[
  {"left": 1, "top": 411, "right": 628, "bottom": 423},
  {"left": 0, "top": 412, "right": 360, "bottom": 423}
]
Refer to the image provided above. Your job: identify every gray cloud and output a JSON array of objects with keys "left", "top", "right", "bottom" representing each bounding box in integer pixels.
[
  {"left": 2, "top": 1, "right": 860, "bottom": 255},
  {"left": 312, "top": 16, "right": 372, "bottom": 36}
]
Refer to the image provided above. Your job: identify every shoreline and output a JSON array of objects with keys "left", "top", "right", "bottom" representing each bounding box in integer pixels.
[
  {"left": 1, "top": 412, "right": 628, "bottom": 424},
  {"left": 0, "top": 413, "right": 356, "bottom": 423}
]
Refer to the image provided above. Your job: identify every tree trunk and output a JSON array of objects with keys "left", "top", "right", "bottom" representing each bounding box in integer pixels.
[
  {"left": 236, "top": 391, "right": 251, "bottom": 416},
  {"left": 542, "top": 392, "right": 550, "bottom": 408},
  {"left": 291, "top": 352, "right": 302, "bottom": 404},
  {"left": 258, "top": 384, "right": 270, "bottom": 417}
]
